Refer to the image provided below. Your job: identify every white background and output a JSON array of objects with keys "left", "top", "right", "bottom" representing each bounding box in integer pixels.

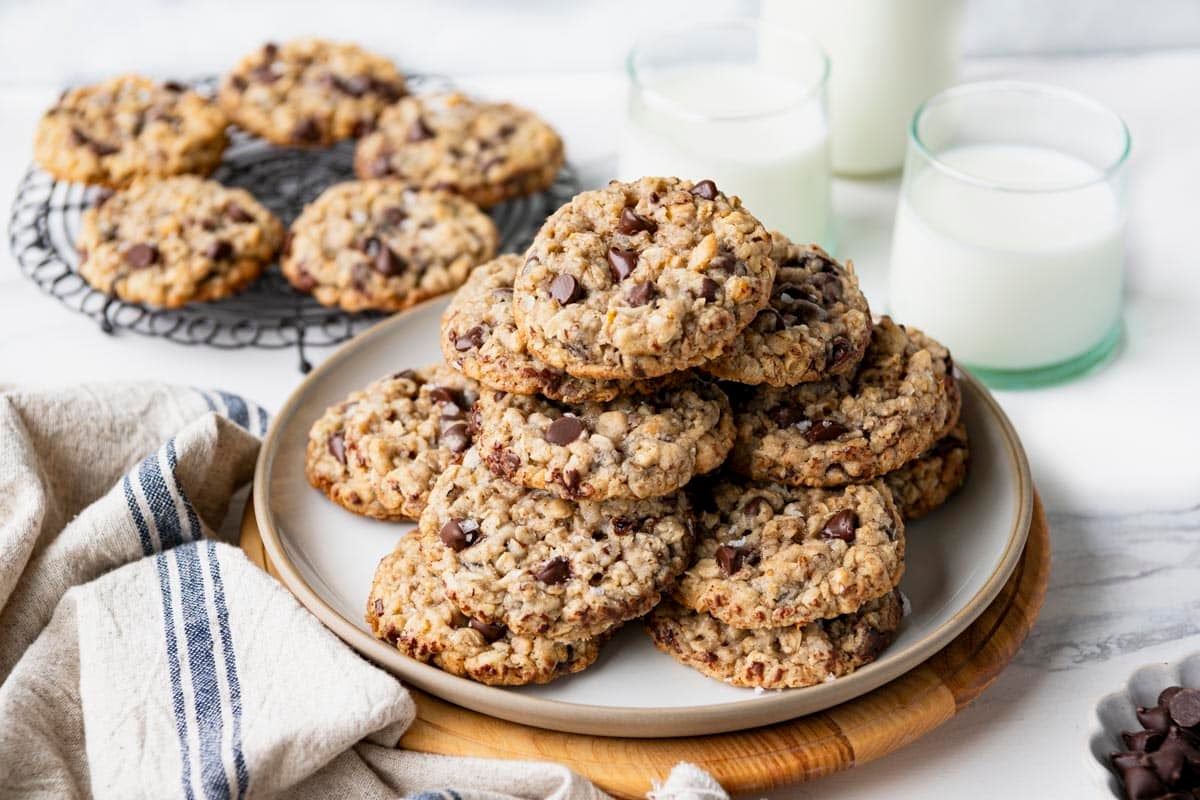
[{"left": 2, "top": 3, "right": 1200, "bottom": 798}]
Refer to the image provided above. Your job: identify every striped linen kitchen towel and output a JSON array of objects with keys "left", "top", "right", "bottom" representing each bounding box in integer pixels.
[{"left": 0, "top": 383, "right": 724, "bottom": 800}]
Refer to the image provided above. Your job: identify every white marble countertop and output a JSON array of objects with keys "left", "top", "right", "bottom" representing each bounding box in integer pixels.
[{"left": 3, "top": 41, "right": 1199, "bottom": 799}]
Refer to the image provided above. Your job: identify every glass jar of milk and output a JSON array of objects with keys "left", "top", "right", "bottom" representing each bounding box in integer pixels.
[
  {"left": 762, "top": 0, "right": 964, "bottom": 177},
  {"left": 889, "top": 82, "right": 1131, "bottom": 388},
  {"left": 617, "top": 20, "right": 833, "bottom": 249}
]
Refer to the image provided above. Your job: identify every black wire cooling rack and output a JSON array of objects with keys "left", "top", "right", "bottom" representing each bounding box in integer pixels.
[{"left": 8, "top": 75, "right": 578, "bottom": 372}]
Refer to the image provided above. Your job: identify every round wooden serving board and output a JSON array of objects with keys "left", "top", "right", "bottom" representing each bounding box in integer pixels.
[{"left": 239, "top": 493, "right": 1049, "bottom": 798}]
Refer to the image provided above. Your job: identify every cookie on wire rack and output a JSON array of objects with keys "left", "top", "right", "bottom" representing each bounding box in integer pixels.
[
  {"left": 35, "top": 74, "right": 228, "bottom": 188},
  {"left": 219, "top": 39, "right": 405, "bottom": 147},
  {"left": 282, "top": 180, "right": 498, "bottom": 313},
  {"left": 75, "top": 175, "right": 282, "bottom": 309}
]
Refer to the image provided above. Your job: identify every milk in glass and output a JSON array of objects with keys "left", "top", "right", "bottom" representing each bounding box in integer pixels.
[
  {"left": 618, "top": 64, "right": 832, "bottom": 248},
  {"left": 889, "top": 144, "right": 1125, "bottom": 370}
]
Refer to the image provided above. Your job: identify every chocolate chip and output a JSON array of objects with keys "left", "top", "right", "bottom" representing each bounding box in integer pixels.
[
  {"left": 708, "top": 254, "right": 745, "bottom": 277},
  {"left": 1137, "top": 705, "right": 1173, "bottom": 732},
  {"left": 440, "top": 518, "right": 479, "bottom": 551},
  {"left": 1120, "top": 765, "right": 1166, "bottom": 800},
  {"left": 807, "top": 272, "right": 843, "bottom": 305},
  {"left": 373, "top": 598, "right": 384, "bottom": 616},
  {"left": 332, "top": 74, "right": 371, "bottom": 96},
  {"left": 607, "top": 247, "right": 638, "bottom": 281},
  {"left": 205, "top": 239, "right": 232, "bottom": 261},
  {"left": 821, "top": 509, "right": 858, "bottom": 542},
  {"left": 1123, "top": 729, "right": 1166, "bottom": 753},
  {"left": 829, "top": 336, "right": 854, "bottom": 368},
  {"left": 230, "top": 75, "right": 247, "bottom": 92},
  {"left": 1159, "top": 687, "right": 1185, "bottom": 709},
  {"left": 374, "top": 245, "right": 404, "bottom": 276},
  {"left": 290, "top": 117, "right": 321, "bottom": 144},
  {"left": 292, "top": 266, "right": 316, "bottom": 292},
  {"left": 559, "top": 469, "right": 582, "bottom": 493},
  {"left": 327, "top": 432, "right": 346, "bottom": 464},
  {"left": 249, "top": 65, "right": 278, "bottom": 84},
  {"left": 698, "top": 277, "right": 720, "bottom": 302},
  {"left": 71, "top": 127, "right": 119, "bottom": 156},
  {"left": 715, "top": 545, "right": 744, "bottom": 575},
  {"left": 1169, "top": 689, "right": 1200, "bottom": 728},
  {"left": 611, "top": 516, "right": 638, "bottom": 535},
  {"left": 617, "top": 208, "right": 657, "bottom": 236},
  {"left": 371, "top": 78, "right": 404, "bottom": 102},
  {"left": 790, "top": 298, "right": 828, "bottom": 324},
  {"left": 536, "top": 556, "right": 570, "bottom": 585},
  {"left": 381, "top": 207, "right": 406, "bottom": 227},
  {"left": 1149, "top": 745, "right": 1188, "bottom": 787},
  {"left": 549, "top": 274, "right": 584, "bottom": 305},
  {"left": 858, "top": 627, "right": 892, "bottom": 661},
  {"left": 751, "top": 309, "right": 785, "bottom": 333},
  {"left": 691, "top": 179, "right": 718, "bottom": 200},
  {"left": 427, "top": 386, "right": 458, "bottom": 405},
  {"left": 545, "top": 416, "right": 585, "bottom": 445},
  {"left": 769, "top": 405, "right": 806, "bottom": 428},
  {"left": 226, "top": 203, "right": 253, "bottom": 223},
  {"left": 469, "top": 618, "right": 506, "bottom": 643},
  {"left": 124, "top": 243, "right": 158, "bottom": 269},
  {"left": 743, "top": 497, "right": 770, "bottom": 517},
  {"left": 163, "top": 80, "right": 186, "bottom": 93},
  {"left": 440, "top": 421, "right": 470, "bottom": 453},
  {"left": 262, "top": 42, "right": 278, "bottom": 59},
  {"left": 407, "top": 117, "right": 435, "bottom": 142},
  {"left": 806, "top": 419, "right": 849, "bottom": 443},
  {"left": 454, "top": 326, "right": 485, "bottom": 351},
  {"left": 627, "top": 281, "right": 657, "bottom": 307}
]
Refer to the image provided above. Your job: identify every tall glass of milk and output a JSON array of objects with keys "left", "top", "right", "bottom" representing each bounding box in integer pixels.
[
  {"left": 617, "top": 20, "right": 833, "bottom": 249},
  {"left": 761, "top": 0, "right": 963, "bottom": 177},
  {"left": 889, "top": 81, "right": 1131, "bottom": 388}
]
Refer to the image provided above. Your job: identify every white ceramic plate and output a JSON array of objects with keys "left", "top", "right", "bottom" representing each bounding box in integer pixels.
[{"left": 255, "top": 297, "right": 1033, "bottom": 737}]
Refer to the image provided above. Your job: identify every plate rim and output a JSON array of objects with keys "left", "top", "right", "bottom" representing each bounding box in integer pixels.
[{"left": 254, "top": 296, "right": 1034, "bottom": 737}]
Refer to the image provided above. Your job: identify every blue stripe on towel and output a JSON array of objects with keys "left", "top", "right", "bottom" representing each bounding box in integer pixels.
[
  {"left": 137, "top": 443, "right": 186, "bottom": 549},
  {"left": 124, "top": 474, "right": 155, "bottom": 556},
  {"left": 206, "top": 541, "right": 249, "bottom": 798},
  {"left": 155, "top": 551, "right": 198, "bottom": 800},
  {"left": 174, "top": 545, "right": 232, "bottom": 800}
]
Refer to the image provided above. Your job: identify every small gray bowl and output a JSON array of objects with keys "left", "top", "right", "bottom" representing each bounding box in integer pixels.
[{"left": 1088, "top": 652, "right": 1200, "bottom": 796}]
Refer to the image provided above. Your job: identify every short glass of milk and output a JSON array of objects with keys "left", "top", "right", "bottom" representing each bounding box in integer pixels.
[
  {"left": 889, "top": 81, "right": 1130, "bottom": 388},
  {"left": 617, "top": 20, "right": 833, "bottom": 249}
]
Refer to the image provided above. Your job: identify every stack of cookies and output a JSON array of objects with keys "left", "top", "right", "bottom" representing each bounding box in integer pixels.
[
  {"left": 307, "top": 175, "right": 970, "bottom": 690},
  {"left": 39, "top": 38, "right": 562, "bottom": 313}
]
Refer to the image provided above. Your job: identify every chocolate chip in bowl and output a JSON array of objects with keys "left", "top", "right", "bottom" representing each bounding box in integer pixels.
[{"left": 1090, "top": 652, "right": 1200, "bottom": 799}]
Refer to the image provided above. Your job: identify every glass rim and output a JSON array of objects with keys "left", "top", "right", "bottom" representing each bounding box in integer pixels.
[
  {"left": 909, "top": 80, "right": 1132, "bottom": 193},
  {"left": 624, "top": 18, "right": 830, "bottom": 123}
]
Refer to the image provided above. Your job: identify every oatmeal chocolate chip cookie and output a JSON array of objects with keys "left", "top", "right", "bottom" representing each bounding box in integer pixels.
[
  {"left": 354, "top": 92, "right": 564, "bottom": 209},
  {"left": 703, "top": 236, "right": 871, "bottom": 386},
  {"left": 305, "top": 365, "right": 479, "bottom": 521},
  {"left": 727, "top": 316, "right": 960, "bottom": 486},
  {"left": 420, "top": 455, "right": 695, "bottom": 640},
  {"left": 475, "top": 381, "right": 733, "bottom": 501},
  {"left": 75, "top": 175, "right": 282, "bottom": 308},
  {"left": 514, "top": 177, "right": 776, "bottom": 380},
  {"left": 645, "top": 591, "right": 902, "bottom": 689},
  {"left": 885, "top": 420, "right": 968, "bottom": 521},
  {"left": 282, "top": 180, "right": 498, "bottom": 312},
  {"left": 367, "top": 534, "right": 601, "bottom": 685},
  {"left": 674, "top": 477, "right": 904, "bottom": 629},
  {"left": 442, "top": 254, "right": 679, "bottom": 403},
  {"left": 35, "top": 74, "right": 228, "bottom": 188},
  {"left": 218, "top": 39, "right": 405, "bottom": 147}
]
